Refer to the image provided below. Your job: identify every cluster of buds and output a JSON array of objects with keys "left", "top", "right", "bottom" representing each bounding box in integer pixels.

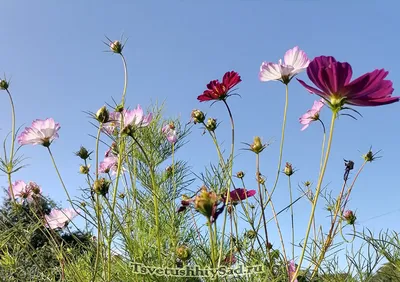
[
  {"left": 343, "top": 210, "right": 356, "bottom": 225},
  {"left": 93, "top": 178, "right": 111, "bottom": 196}
]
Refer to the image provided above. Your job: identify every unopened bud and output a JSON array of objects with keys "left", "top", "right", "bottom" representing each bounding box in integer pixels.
[
  {"left": 0, "top": 79, "right": 9, "bottom": 90},
  {"left": 176, "top": 245, "right": 191, "bottom": 261},
  {"left": 93, "top": 178, "right": 111, "bottom": 196},
  {"left": 191, "top": 109, "right": 205, "bottom": 124},
  {"left": 110, "top": 40, "right": 123, "bottom": 54},
  {"left": 246, "top": 230, "right": 257, "bottom": 239},
  {"left": 96, "top": 106, "right": 109, "bottom": 123},
  {"left": 284, "top": 162, "right": 294, "bottom": 176},
  {"left": 79, "top": 165, "right": 90, "bottom": 174},
  {"left": 343, "top": 210, "right": 356, "bottom": 225},
  {"left": 236, "top": 171, "right": 245, "bottom": 179},
  {"left": 75, "top": 146, "right": 92, "bottom": 160},
  {"left": 206, "top": 118, "right": 217, "bottom": 131},
  {"left": 250, "top": 137, "right": 265, "bottom": 154}
]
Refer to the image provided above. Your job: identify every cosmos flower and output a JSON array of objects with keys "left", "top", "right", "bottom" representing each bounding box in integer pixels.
[
  {"left": 259, "top": 46, "right": 310, "bottom": 84},
  {"left": 299, "top": 99, "right": 324, "bottom": 131},
  {"left": 122, "top": 105, "right": 153, "bottom": 128},
  {"left": 297, "top": 56, "right": 399, "bottom": 110},
  {"left": 197, "top": 71, "right": 241, "bottom": 102},
  {"left": 44, "top": 208, "right": 79, "bottom": 230},
  {"left": 225, "top": 188, "right": 256, "bottom": 203},
  {"left": 288, "top": 260, "right": 298, "bottom": 282},
  {"left": 18, "top": 118, "right": 60, "bottom": 147},
  {"left": 99, "top": 156, "right": 119, "bottom": 175},
  {"left": 162, "top": 122, "right": 178, "bottom": 144}
]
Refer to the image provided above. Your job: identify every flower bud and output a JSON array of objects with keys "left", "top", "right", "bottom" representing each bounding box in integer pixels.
[
  {"left": 194, "top": 186, "right": 219, "bottom": 219},
  {"left": 343, "top": 210, "right": 356, "bottom": 225},
  {"left": 246, "top": 230, "right": 257, "bottom": 239},
  {"left": 250, "top": 137, "right": 266, "bottom": 154},
  {"left": 236, "top": 171, "right": 245, "bottom": 179},
  {"left": 205, "top": 118, "right": 217, "bottom": 131},
  {"left": 75, "top": 146, "right": 92, "bottom": 160},
  {"left": 110, "top": 40, "right": 123, "bottom": 54},
  {"left": 176, "top": 245, "right": 191, "bottom": 261},
  {"left": 363, "top": 150, "right": 376, "bottom": 162},
  {"left": 79, "top": 165, "right": 90, "bottom": 174},
  {"left": 119, "top": 193, "right": 125, "bottom": 199},
  {"left": 115, "top": 104, "right": 124, "bottom": 113},
  {"left": 256, "top": 173, "right": 265, "bottom": 185},
  {"left": 191, "top": 109, "right": 205, "bottom": 124},
  {"left": 266, "top": 242, "right": 273, "bottom": 250},
  {"left": 27, "top": 182, "right": 41, "bottom": 195},
  {"left": 96, "top": 106, "right": 109, "bottom": 123},
  {"left": 80, "top": 202, "right": 86, "bottom": 207},
  {"left": 304, "top": 181, "right": 311, "bottom": 187},
  {"left": 284, "top": 162, "right": 294, "bottom": 176},
  {"left": 93, "top": 178, "right": 111, "bottom": 196},
  {"left": 0, "top": 79, "right": 9, "bottom": 90}
]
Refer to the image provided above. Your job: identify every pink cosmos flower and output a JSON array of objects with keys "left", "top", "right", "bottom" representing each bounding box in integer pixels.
[
  {"left": 44, "top": 208, "right": 79, "bottom": 229},
  {"left": 18, "top": 118, "right": 60, "bottom": 147},
  {"left": 225, "top": 188, "right": 256, "bottom": 203},
  {"left": 8, "top": 180, "right": 42, "bottom": 202},
  {"left": 259, "top": 46, "right": 310, "bottom": 84},
  {"left": 103, "top": 112, "right": 120, "bottom": 135},
  {"left": 297, "top": 56, "right": 399, "bottom": 108},
  {"left": 288, "top": 260, "right": 298, "bottom": 282},
  {"left": 122, "top": 105, "right": 153, "bottom": 128},
  {"left": 299, "top": 99, "right": 325, "bottom": 131},
  {"left": 162, "top": 123, "right": 178, "bottom": 144},
  {"left": 197, "top": 71, "right": 241, "bottom": 102},
  {"left": 99, "top": 156, "right": 119, "bottom": 175}
]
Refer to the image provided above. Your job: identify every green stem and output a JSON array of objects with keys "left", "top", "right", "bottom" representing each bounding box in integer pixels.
[
  {"left": 6, "top": 89, "right": 16, "bottom": 202},
  {"left": 288, "top": 176, "right": 295, "bottom": 261},
  {"left": 208, "top": 218, "right": 216, "bottom": 268},
  {"left": 120, "top": 54, "right": 128, "bottom": 107},
  {"left": 92, "top": 126, "right": 103, "bottom": 282},
  {"left": 217, "top": 100, "right": 235, "bottom": 266},
  {"left": 150, "top": 166, "right": 162, "bottom": 265},
  {"left": 256, "top": 153, "right": 270, "bottom": 259},
  {"left": 266, "top": 84, "right": 289, "bottom": 202},
  {"left": 292, "top": 111, "right": 337, "bottom": 281},
  {"left": 47, "top": 147, "right": 75, "bottom": 209}
]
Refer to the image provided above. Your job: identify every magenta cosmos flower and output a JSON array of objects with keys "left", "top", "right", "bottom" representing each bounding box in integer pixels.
[
  {"left": 197, "top": 71, "right": 241, "bottom": 102},
  {"left": 259, "top": 46, "right": 310, "bottom": 84},
  {"left": 297, "top": 56, "right": 399, "bottom": 109},
  {"left": 45, "top": 208, "right": 79, "bottom": 229},
  {"left": 8, "top": 180, "right": 42, "bottom": 202},
  {"left": 223, "top": 188, "right": 256, "bottom": 203},
  {"left": 162, "top": 122, "right": 178, "bottom": 144},
  {"left": 18, "top": 118, "right": 60, "bottom": 147},
  {"left": 299, "top": 99, "right": 324, "bottom": 131}
]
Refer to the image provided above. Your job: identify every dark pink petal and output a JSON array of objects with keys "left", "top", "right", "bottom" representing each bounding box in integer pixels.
[
  {"left": 319, "top": 61, "right": 352, "bottom": 95},
  {"left": 346, "top": 69, "right": 392, "bottom": 99},
  {"left": 297, "top": 79, "right": 331, "bottom": 100},
  {"left": 307, "top": 56, "right": 337, "bottom": 94}
]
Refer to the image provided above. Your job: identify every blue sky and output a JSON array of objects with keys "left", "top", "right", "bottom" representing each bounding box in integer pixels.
[{"left": 1, "top": 0, "right": 399, "bottom": 266}]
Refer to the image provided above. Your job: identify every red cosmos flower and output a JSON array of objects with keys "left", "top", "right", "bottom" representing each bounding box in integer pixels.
[
  {"left": 297, "top": 56, "right": 399, "bottom": 111},
  {"left": 224, "top": 188, "right": 256, "bottom": 203},
  {"left": 197, "top": 71, "right": 241, "bottom": 102}
]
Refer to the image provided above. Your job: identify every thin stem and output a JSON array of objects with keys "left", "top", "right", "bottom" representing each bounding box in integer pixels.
[
  {"left": 92, "top": 126, "right": 103, "bottom": 282},
  {"left": 256, "top": 153, "right": 270, "bottom": 260},
  {"left": 120, "top": 54, "right": 128, "bottom": 107},
  {"left": 6, "top": 89, "right": 16, "bottom": 202},
  {"left": 217, "top": 100, "right": 235, "bottom": 266},
  {"left": 267, "top": 84, "right": 289, "bottom": 201},
  {"left": 208, "top": 218, "right": 216, "bottom": 268},
  {"left": 292, "top": 111, "right": 337, "bottom": 281},
  {"left": 47, "top": 147, "right": 75, "bottom": 209},
  {"left": 288, "top": 176, "right": 295, "bottom": 261}
]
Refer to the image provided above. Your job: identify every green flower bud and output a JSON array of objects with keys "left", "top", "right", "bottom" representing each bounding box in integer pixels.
[
  {"left": 79, "top": 165, "right": 90, "bottom": 174},
  {"left": 176, "top": 245, "right": 191, "bottom": 261},
  {"left": 191, "top": 109, "right": 205, "bottom": 124},
  {"left": 93, "top": 178, "right": 111, "bottom": 196},
  {"left": 205, "top": 118, "right": 217, "bottom": 131},
  {"left": 75, "top": 146, "right": 92, "bottom": 160},
  {"left": 0, "top": 79, "right": 9, "bottom": 90},
  {"left": 96, "top": 106, "right": 109, "bottom": 123},
  {"left": 110, "top": 40, "right": 123, "bottom": 54}
]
